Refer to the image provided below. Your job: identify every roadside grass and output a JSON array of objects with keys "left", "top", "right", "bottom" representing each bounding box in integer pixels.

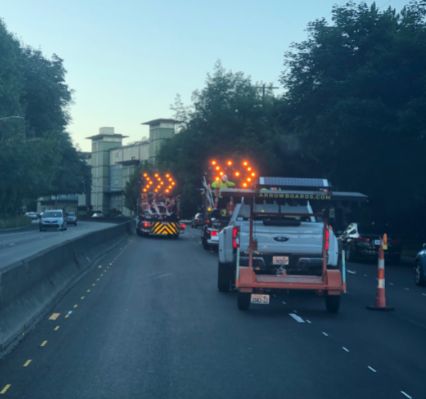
[{"left": 0, "top": 215, "right": 32, "bottom": 229}]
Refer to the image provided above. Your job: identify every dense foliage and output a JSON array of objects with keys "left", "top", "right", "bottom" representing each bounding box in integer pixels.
[
  {"left": 159, "top": 2, "right": 426, "bottom": 240},
  {"left": 0, "top": 20, "right": 89, "bottom": 216}
]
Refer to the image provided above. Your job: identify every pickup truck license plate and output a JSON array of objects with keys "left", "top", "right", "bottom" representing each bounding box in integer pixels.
[
  {"left": 272, "top": 256, "right": 289, "bottom": 265},
  {"left": 251, "top": 294, "right": 270, "bottom": 305}
]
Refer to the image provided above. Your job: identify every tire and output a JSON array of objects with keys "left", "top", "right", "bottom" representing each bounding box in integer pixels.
[
  {"left": 237, "top": 292, "right": 251, "bottom": 311},
  {"left": 415, "top": 262, "right": 425, "bottom": 286},
  {"left": 218, "top": 262, "right": 232, "bottom": 292},
  {"left": 325, "top": 294, "right": 340, "bottom": 313},
  {"left": 202, "top": 236, "right": 210, "bottom": 251}
]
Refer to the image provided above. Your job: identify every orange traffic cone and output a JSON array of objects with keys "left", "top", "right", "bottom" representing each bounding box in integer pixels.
[{"left": 367, "top": 241, "right": 394, "bottom": 311}]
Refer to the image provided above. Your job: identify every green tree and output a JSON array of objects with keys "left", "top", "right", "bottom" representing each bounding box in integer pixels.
[{"left": 280, "top": 1, "right": 426, "bottom": 239}]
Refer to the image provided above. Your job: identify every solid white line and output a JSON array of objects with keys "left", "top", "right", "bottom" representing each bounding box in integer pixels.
[
  {"left": 400, "top": 390, "right": 412, "bottom": 399},
  {"left": 289, "top": 313, "right": 305, "bottom": 323},
  {"left": 342, "top": 346, "right": 350, "bottom": 352},
  {"left": 306, "top": 319, "right": 312, "bottom": 324},
  {"left": 368, "top": 365, "right": 377, "bottom": 373},
  {"left": 322, "top": 331, "right": 329, "bottom": 337},
  {"left": 347, "top": 269, "right": 356, "bottom": 275}
]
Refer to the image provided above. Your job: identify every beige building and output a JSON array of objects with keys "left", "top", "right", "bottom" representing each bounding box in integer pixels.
[{"left": 87, "top": 119, "right": 178, "bottom": 216}]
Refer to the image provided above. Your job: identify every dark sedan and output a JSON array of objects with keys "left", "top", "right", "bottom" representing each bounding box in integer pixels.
[
  {"left": 415, "top": 244, "right": 426, "bottom": 286},
  {"left": 342, "top": 222, "right": 402, "bottom": 264}
]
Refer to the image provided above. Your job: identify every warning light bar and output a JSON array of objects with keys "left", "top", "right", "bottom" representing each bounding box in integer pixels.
[
  {"left": 208, "top": 158, "right": 258, "bottom": 188},
  {"left": 140, "top": 172, "right": 177, "bottom": 195}
]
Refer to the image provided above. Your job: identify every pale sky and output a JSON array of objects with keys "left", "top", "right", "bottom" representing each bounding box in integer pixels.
[{"left": 1, "top": 0, "right": 406, "bottom": 151}]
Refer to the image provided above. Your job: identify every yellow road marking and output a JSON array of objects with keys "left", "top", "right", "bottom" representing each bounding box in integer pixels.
[
  {"left": 48, "top": 313, "right": 60, "bottom": 321},
  {"left": 40, "top": 340, "right": 48, "bottom": 347},
  {"left": 54, "top": 325, "right": 60, "bottom": 331},
  {"left": 0, "top": 384, "right": 11, "bottom": 395},
  {"left": 73, "top": 304, "right": 78, "bottom": 309},
  {"left": 23, "top": 359, "right": 32, "bottom": 367}
]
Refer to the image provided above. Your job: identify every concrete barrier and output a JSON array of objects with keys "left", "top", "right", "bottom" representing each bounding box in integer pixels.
[{"left": 0, "top": 221, "right": 132, "bottom": 356}]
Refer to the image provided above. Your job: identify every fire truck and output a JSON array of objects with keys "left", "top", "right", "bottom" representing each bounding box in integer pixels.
[{"left": 136, "top": 171, "right": 185, "bottom": 238}]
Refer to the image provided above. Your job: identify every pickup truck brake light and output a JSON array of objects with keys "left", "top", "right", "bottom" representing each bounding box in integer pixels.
[
  {"left": 210, "top": 230, "right": 218, "bottom": 237},
  {"left": 232, "top": 226, "right": 240, "bottom": 249},
  {"left": 324, "top": 226, "right": 330, "bottom": 251},
  {"left": 143, "top": 221, "right": 153, "bottom": 228}
]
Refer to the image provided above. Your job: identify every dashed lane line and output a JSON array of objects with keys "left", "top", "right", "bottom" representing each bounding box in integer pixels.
[
  {"left": 347, "top": 269, "right": 356, "bottom": 275},
  {"left": 64, "top": 311, "right": 72, "bottom": 319},
  {"left": 81, "top": 296, "right": 85, "bottom": 300},
  {"left": 289, "top": 313, "right": 305, "bottom": 323},
  {"left": 400, "top": 390, "right": 413, "bottom": 399},
  {"left": 367, "top": 365, "right": 377, "bottom": 373},
  {"left": 22, "top": 359, "right": 32, "bottom": 368},
  {"left": 342, "top": 346, "right": 350, "bottom": 353},
  {"left": 0, "top": 384, "right": 11, "bottom": 395},
  {"left": 48, "top": 313, "right": 60, "bottom": 321},
  {"left": 73, "top": 304, "right": 78, "bottom": 309},
  {"left": 306, "top": 319, "right": 312, "bottom": 324},
  {"left": 54, "top": 325, "right": 60, "bottom": 331},
  {"left": 40, "top": 340, "right": 48, "bottom": 348},
  {"left": 322, "top": 331, "right": 329, "bottom": 337}
]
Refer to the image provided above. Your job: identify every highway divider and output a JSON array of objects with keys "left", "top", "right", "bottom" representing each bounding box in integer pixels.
[{"left": 0, "top": 221, "right": 133, "bottom": 357}]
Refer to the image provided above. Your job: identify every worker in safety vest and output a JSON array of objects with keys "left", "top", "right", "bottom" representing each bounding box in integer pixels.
[{"left": 211, "top": 175, "right": 236, "bottom": 189}]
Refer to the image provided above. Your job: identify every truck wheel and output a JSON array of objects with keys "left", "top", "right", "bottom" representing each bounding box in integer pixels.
[
  {"left": 202, "top": 237, "right": 210, "bottom": 251},
  {"left": 325, "top": 294, "right": 340, "bottom": 314},
  {"left": 237, "top": 292, "right": 251, "bottom": 311},
  {"left": 218, "top": 262, "right": 231, "bottom": 292}
]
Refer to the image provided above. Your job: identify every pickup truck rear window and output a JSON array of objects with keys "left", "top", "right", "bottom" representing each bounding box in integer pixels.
[{"left": 237, "top": 204, "right": 316, "bottom": 222}]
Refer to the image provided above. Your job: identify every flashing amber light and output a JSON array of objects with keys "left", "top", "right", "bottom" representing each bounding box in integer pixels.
[
  {"left": 165, "top": 189, "right": 170, "bottom": 193},
  {"left": 251, "top": 172, "right": 256, "bottom": 177},
  {"left": 234, "top": 171, "right": 240, "bottom": 177},
  {"left": 227, "top": 160, "right": 233, "bottom": 166},
  {"left": 219, "top": 171, "right": 224, "bottom": 176},
  {"left": 243, "top": 161, "right": 248, "bottom": 166},
  {"left": 154, "top": 173, "right": 159, "bottom": 177},
  {"left": 247, "top": 177, "right": 252, "bottom": 183},
  {"left": 165, "top": 173, "right": 170, "bottom": 178},
  {"left": 211, "top": 160, "right": 217, "bottom": 166},
  {"left": 247, "top": 167, "right": 252, "bottom": 172},
  {"left": 215, "top": 176, "right": 220, "bottom": 181},
  {"left": 215, "top": 166, "right": 220, "bottom": 171},
  {"left": 143, "top": 173, "right": 148, "bottom": 177},
  {"left": 242, "top": 182, "right": 248, "bottom": 188}
]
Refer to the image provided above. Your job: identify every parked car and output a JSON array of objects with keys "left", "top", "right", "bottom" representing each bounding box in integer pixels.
[
  {"left": 66, "top": 211, "right": 78, "bottom": 225},
  {"left": 39, "top": 209, "right": 67, "bottom": 231},
  {"left": 415, "top": 244, "right": 426, "bottom": 286},
  {"left": 191, "top": 212, "right": 203, "bottom": 228},
  {"left": 341, "top": 222, "right": 402, "bottom": 263}
]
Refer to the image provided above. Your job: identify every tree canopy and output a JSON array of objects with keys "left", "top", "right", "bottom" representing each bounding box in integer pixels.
[{"left": 0, "top": 20, "right": 89, "bottom": 216}]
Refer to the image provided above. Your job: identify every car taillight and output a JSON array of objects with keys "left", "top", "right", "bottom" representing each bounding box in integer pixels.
[
  {"left": 180, "top": 223, "right": 186, "bottom": 230},
  {"left": 143, "top": 221, "right": 152, "bottom": 228},
  {"left": 210, "top": 230, "right": 218, "bottom": 237},
  {"left": 232, "top": 226, "right": 239, "bottom": 249},
  {"left": 324, "top": 226, "right": 330, "bottom": 251}
]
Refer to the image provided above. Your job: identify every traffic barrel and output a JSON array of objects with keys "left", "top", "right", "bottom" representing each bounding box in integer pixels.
[{"left": 367, "top": 239, "right": 394, "bottom": 311}]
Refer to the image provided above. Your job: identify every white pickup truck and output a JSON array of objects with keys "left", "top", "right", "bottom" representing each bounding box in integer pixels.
[{"left": 217, "top": 202, "right": 339, "bottom": 292}]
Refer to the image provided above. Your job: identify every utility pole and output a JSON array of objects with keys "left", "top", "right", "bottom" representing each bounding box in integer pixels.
[{"left": 254, "top": 83, "right": 279, "bottom": 104}]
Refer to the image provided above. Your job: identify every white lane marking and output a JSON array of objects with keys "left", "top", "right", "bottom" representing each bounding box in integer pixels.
[
  {"left": 322, "top": 331, "right": 329, "bottom": 337},
  {"left": 347, "top": 269, "right": 356, "bottom": 275},
  {"left": 281, "top": 300, "right": 286, "bottom": 305},
  {"left": 342, "top": 346, "right": 350, "bottom": 352},
  {"left": 368, "top": 365, "right": 377, "bottom": 373},
  {"left": 109, "top": 262, "right": 113, "bottom": 266},
  {"left": 306, "top": 319, "right": 312, "bottom": 324},
  {"left": 400, "top": 390, "right": 412, "bottom": 399},
  {"left": 64, "top": 310, "right": 73, "bottom": 319},
  {"left": 289, "top": 313, "right": 305, "bottom": 323},
  {"left": 98, "top": 265, "right": 102, "bottom": 269}
]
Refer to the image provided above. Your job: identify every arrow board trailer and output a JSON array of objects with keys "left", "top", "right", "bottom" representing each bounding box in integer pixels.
[
  {"left": 136, "top": 172, "right": 185, "bottom": 238},
  {"left": 218, "top": 177, "right": 366, "bottom": 313}
]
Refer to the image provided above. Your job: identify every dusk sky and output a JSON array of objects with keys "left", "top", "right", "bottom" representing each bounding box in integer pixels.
[{"left": 1, "top": 0, "right": 406, "bottom": 150}]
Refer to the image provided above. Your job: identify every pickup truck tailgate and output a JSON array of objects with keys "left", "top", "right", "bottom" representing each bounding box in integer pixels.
[{"left": 239, "top": 221, "right": 323, "bottom": 255}]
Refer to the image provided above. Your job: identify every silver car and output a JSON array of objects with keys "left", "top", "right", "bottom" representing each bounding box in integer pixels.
[{"left": 39, "top": 209, "right": 67, "bottom": 231}]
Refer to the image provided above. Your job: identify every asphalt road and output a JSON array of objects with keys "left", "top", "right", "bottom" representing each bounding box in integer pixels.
[
  {"left": 0, "top": 221, "right": 117, "bottom": 269},
  {"left": 0, "top": 228, "right": 425, "bottom": 399}
]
